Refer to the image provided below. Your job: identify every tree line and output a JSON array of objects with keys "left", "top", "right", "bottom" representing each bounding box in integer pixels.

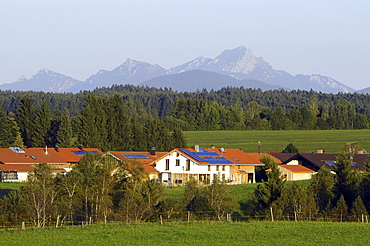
[
  {"left": 0, "top": 94, "right": 187, "bottom": 151},
  {"left": 1, "top": 153, "right": 370, "bottom": 227},
  {"left": 1, "top": 85, "right": 370, "bottom": 133},
  {"left": 251, "top": 154, "right": 370, "bottom": 222},
  {"left": 1, "top": 86, "right": 370, "bottom": 150}
]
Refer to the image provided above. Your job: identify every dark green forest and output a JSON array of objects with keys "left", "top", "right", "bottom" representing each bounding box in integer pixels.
[{"left": 1, "top": 85, "right": 370, "bottom": 151}]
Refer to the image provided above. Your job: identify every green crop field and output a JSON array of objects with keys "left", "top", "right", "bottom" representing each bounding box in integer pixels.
[
  {"left": 184, "top": 129, "right": 370, "bottom": 153},
  {"left": 1, "top": 221, "right": 369, "bottom": 245}
]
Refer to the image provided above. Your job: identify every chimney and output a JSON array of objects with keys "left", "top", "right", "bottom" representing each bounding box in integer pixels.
[
  {"left": 55, "top": 145, "right": 60, "bottom": 152},
  {"left": 78, "top": 144, "right": 84, "bottom": 151},
  {"left": 195, "top": 145, "right": 200, "bottom": 152},
  {"left": 317, "top": 149, "right": 324, "bottom": 154},
  {"left": 220, "top": 148, "right": 225, "bottom": 153},
  {"left": 211, "top": 144, "right": 216, "bottom": 149},
  {"left": 358, "top": 150, "right": 364, "bottom": 154},
  {"left": 149, "top": 147, "right": 156, "bottom": 155},
  {"left": 45, "top": 146, "right": 48, "bottom": 155}
]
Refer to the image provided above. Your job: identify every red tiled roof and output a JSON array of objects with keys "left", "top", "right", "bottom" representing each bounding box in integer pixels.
[
  {"left": 0, "top": 164, "right": 35, "bottom": 172},
  {"left": 143, "top": 164, "right": 159, "bottom": 173},
  {"left": 47, "top": 147, "right": 104, "bottom": 163},
  {"left": 0, "top": 148, "right": 68, "bottom": 165},
  {"left": 109, "top": 151, "right": 168, "bottom": 165},
  {"left": 279, "top": 164, "right": 314, "bottom": 172}
]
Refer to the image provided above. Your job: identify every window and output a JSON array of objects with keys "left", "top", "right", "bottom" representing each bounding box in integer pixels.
[
  {"left": 222, "top": 173, "right": 226, "bottom": 181},
  {"left": 176, "top": 159, "right": 180, "bottom": 166},
  {"left": 216, "top": 165, "right": 219, "bottom": 171},
  {"left": 208, "top": 165, "right": 211, "bottom": 171},
  {"left": 165, "top": 159, "right": 170, "bottom": 170},
  {"left": 213, "top": 173, "right": 218, "bottom": 181},
  {"left": 222, "top": 165, "right": 225, "bottom": 171},
  {"left": 186, "top": 159, "right": 190, "bottom": 171}
]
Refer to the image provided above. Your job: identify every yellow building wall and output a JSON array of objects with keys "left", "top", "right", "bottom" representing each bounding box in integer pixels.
[
  {"left": 293, "top": 172, "right": 312, "bottom": 180},
  {"left": 230, "top": 165, "right": 256, "bottom": 184}
]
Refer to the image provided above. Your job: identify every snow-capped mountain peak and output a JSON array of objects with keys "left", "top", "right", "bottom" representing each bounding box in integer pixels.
[{"left": 0, "top": 46, "right": 355, "bottom": 94}]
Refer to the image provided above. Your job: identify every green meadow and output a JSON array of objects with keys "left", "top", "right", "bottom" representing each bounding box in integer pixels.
[
  {"left": 184, "top": 129, "right": 370, "bottom": 153},
  {"left": 1, "top": 221, "right": 369, "bottom": 245}
]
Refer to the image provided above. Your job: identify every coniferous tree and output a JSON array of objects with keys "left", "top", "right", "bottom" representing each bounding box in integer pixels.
[
  {"left": 333, "top": 155, "right": 360, "bottom": 209},
  {"left": 142, "top": 116, "right": 173, "bottom": 151},
  {"left": 350, "top": 196, "right": 368, "bottom": 222},
  {"left": 57, "top": 109, "right": 73, "bottom": 147},
  {"left": 106, "top": 94, "right": 133, "bottom": 150},
  {"left": 78, "top": 94, "right": 108, "bottom": 150},
  {"left": 172, "top": 128, "right": 187, "bottom": 148},
  {"left": 253, "top": 158, "right": 285, "bottom": 218},
  {"left": 32, "top": 100, "right": 51, "bottom": 147},
  {"left": 16, "top": 95, "right": 37, "bottom": 147},
  {"left": 332, "top": 195, "right": 348, "bottom": 222},
  {"left": 0, "top": 108, "right": 18, "bottom": 147},
  {"left": 282, "top": 143, "right": 299, "bottom": 153},
  {"left": 7, "top": 112, "right": 23, "bottom": 147},
  {"left": 310, "top": 167, "right": 335, "bottom": 213},
  {"left": 48, "top": 104, "right": 62, "bottom": 146}
]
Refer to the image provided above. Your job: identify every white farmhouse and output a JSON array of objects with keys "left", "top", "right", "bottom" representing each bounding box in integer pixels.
[{"left": 153, "top": 146, "right": 265, "bottom": 185}]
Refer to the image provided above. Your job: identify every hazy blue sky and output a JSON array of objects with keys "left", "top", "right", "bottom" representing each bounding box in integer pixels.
[{"left": 1, "top": 0, "right": 369, "bottom": 89}]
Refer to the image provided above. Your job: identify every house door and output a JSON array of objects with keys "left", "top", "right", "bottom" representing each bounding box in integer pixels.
[
  {"left": 161, "top": 173, "right": 172, "bottom": 183},
  {"left": 248, "top": 173, "right": 253, "bottom": 183}
]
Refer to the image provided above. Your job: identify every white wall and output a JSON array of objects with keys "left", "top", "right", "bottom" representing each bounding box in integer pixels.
[{"left": 155, "top": 151, "right": 231, "bottom": 183}]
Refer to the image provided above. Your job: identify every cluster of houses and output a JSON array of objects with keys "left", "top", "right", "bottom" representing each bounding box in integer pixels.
[{"left": 1, "top": 145, "right": 369, "bottom": 184}]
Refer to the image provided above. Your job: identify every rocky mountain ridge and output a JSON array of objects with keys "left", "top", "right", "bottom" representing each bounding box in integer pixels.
[{"left": 0, "top": 46, "right": 355, "bottom": 94}]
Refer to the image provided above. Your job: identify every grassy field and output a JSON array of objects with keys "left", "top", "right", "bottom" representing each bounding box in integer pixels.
[
  {"left": 0, "top": 182, "right": 25, "bottom": 198},
  {"left": 165, "top": 180, "right": 310, "bottom": 201},
  {"left": 184, "top": 129, "right": 370, "bottom": 153},
  {"left": 1, "top": 221, "right": 369, "bottom": 245},
  {"left": 0, "top": 182, "right": 25, "bottom": 190}
]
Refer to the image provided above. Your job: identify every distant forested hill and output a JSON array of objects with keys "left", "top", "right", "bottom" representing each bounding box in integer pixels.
[{"left": 1, "top": 85, "right": 370, "bottom": 118}]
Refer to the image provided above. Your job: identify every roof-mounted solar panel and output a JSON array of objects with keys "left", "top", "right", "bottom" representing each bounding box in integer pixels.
[
  {"left": 122, "top": 154, "right": 149, "bottom": 159},
  {"left": 196, "top": 152, "right": 219, "bottom": 156},
  {"left": 9, "top": 147, "right": 25, "bottom": 153},
  {"left": 72, "top": 151, "right": 99, "bottom": 155}
]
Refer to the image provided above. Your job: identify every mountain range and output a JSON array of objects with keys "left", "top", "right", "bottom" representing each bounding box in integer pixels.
[{"left": 0, "top": 46, "right": 359, "bottom": 94}]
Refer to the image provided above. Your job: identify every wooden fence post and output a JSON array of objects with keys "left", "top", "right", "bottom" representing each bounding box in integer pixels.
[
  {"left": 56, "top": 215, "right": 60, "bottom": 228},
  {"left": 270, "top": 207, "right": 274, "bottom": 222}
]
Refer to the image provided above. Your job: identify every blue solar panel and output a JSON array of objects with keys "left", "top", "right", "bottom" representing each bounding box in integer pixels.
[
  {"left": 206, "top": 160, "right": 233, "bottom": 164},
  {"left": 179, "top": 149, "right": 233, "bottom": 164},
  {"left": 196, "top": 152, "right": 219, "bottom": 156},
  {"left": 324, "top": 160, "right": 356, "bottom": 167},
  {"left": 72, "top": 151, "right": 99, "bottom": 155},
  {"left": 122, "top": 154, "right": 149, "bottom": 159},
  {"left": 324, "top": 161, "right": 335, "bottom": 166}
]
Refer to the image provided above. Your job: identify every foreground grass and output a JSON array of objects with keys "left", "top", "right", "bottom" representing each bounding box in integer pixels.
[
  {"left": 184, "top": 129, "right": 370, "bottom": 153},
  {"left": 1, "top": 221, "right": 369, "bottom": 245},
  {"left": 0, "top": 182, "right": 25, "bottom": 190}
]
